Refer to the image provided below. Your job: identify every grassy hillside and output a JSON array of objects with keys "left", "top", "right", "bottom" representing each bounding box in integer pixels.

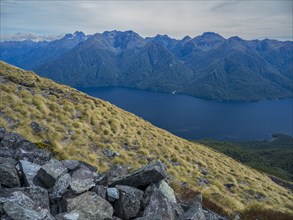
[
  {"left": 0, "top": 61, "right": 292, "bottom": 216},
  {"left": 199, "top": 134, "right": 293, "bottom": 182}
]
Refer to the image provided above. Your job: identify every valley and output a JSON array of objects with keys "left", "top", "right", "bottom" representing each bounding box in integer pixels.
[{"left": 1, "top": 61, "right": 293, "bottom": 217}]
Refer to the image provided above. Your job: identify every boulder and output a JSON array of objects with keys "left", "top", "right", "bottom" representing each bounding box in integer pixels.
[
  {"left": 178, "top": 203, "right": 206, "bottom": 220},
  {"left": 70, "top": 179, "right": 95, "bottom": 194},
  {"left": 143, "top": 187, "right": 177, "bottom": 220},
  {"left": 19, "top": 160, "right": 41, "bottom": 187},
  {"left": 0, "top": 147, "right": 13, "bottom": 158},
  {"left": 91, "top": 185, "right": 107, "bottom": 200},
  {"left": 79, "top": 161, "right": 98, "bottom": 172},
  {"left": 30, "top": 122, "right": 42, "bottom": 134},
  {"left": 155, "top": 180, "right": 177, "bottom": 203},
  {"left": 0, "top": 191, "right": 36, "bottom": 210},
  {"left": 203, "top": 209, "right": 227, "bottom": 220},
  {"left": 110, "top": 161, "right": 168, "bottom": 187},
  {"left": 224, "top": 183, "right": 235, "bottom": 190},
  {"left": 95, "top": 175, "right": 108, "bottom": 186},
  {"left": 0, "top": 156, "right": 17, "bottom": 166},
  {"left": 69, "top": 167, "right": 96, "bottom": 194},
  {"left": 22, "top": 186, "right": 50, "bottom": 210},
  {"left": 114, "top": 185, "right": 144, "bottom": 219},
  {"left": 3, "top": 201, "right": 43, "bottom": 220},
  {"left": 36, "top": 159, "right": 68, "bottom": 188},
  {"left": 61, "top": 191, "right": 113, "bottom": 220},
  {"left": 106, "top": 165, "right": 128, "bottom": 181},
  {"left": 0, "top": 127, "right": 5, "bottom": 140},
  {"left": 0, "top": 132, "right": 25, "bottom": 149},
  {"left": 71, "top": 167, "right": 98, "bottom": 180},
  {"left": 55, "top": 211, "right": 80, "bottom": 220},
  {"left": 107, "top": 187, "right": 120, "bottom": 202},
  {"left": 0, "top": 190, "right": 52, "bottom": 220},
  {"left": 14, "top": 141, "right": 52, "bottom": 165},
  {"left": 62, "top": 160, "right": 80, "bottom": 171},
  {"left": 51, "top": 173, "right": 71, "bottom": 200},
  {"left": 0, "top": 163, "right": 20, "bottom": 188},
  {"left": 134, "top": 216, "right": 163, "bottom": 220},
  {"left": 0, "top": 187, "right": 50, "bottom": 210}
]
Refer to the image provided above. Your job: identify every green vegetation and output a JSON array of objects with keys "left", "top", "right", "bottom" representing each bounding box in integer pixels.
[
  {"left": 0, "top": 61, "right": 292, "bottom": 217},
  {"left": 198, "top": 134, "right": 293, "bottom": 181}
]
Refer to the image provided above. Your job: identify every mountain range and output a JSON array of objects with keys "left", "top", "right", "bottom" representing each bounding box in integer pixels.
[{"left": 1, "top": 30, "right": 293, "bottom": 101}]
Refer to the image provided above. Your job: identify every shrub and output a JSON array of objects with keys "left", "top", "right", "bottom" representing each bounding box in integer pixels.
[{"left": 242, "top": 206, "right": 293, "bottom": 220}]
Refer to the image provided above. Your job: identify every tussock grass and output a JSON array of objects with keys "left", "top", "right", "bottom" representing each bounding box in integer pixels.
[{"left": 0, "top": 61, "right": 292, "bottom": 216}]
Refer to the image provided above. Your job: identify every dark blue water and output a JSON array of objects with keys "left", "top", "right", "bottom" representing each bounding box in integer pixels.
[{"left": 78, "top": 87, "right": 293, "bottom": 141}]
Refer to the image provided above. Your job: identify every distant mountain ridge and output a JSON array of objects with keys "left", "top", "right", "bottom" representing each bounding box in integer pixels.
[{"left": 1, "top": 30, "right": 292, "bottom": 101}]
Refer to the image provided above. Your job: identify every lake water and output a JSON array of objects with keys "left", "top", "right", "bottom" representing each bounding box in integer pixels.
[{"left": 78, "top": 87, "right": 293, "bottom": 141}]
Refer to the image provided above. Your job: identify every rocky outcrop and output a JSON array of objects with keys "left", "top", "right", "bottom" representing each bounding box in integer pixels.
[{"left": 0, "top": 128, "right": 227, "bottom": 220}]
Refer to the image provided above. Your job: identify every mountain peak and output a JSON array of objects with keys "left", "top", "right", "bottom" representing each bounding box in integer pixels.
[
  {"left": 228, "top": 36, "right": 244, "bottom": 41},
  {"left": 102, "top": 30, "right": 144, "bottom": 49},
  {"left": 198, "top": 32, "right": 225, "bottom": 40},
  {"left": 63, "top": 31, "right": 86, "bottom": 40},
  {"left": 181, "top": 36, "right": 192, "bottom": 42}
]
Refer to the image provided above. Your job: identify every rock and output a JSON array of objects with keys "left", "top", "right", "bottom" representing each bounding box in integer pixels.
[
  {"left": 0, "top": 147, "right": 13, "bottom": 158},
  {"left": 62, "top": 160, "right": 80, "bottom": 171},
  {"left": 38, "top": 208, "right": 55, "bottom": 220},
  {"left": 61, "top": 191, "right": 113, "bottom": 220},
  {"left": 55, "top": 211, "right": 80, "bottom": 220},
  {"left": 106, "top": 165, "right": 128, "bottom": 181},
  {"left": 134, "top": 216, "right": 163, "bottom": 220},
  {"left": 36, "top": 159, "right": 68, "bottom": 188},
  {"left": 114, "top": 185, "right": 144, "bottom": 219},
  {"left": 91, "top": 185, "right": 107, "bottom": 200},
  {"left": 0, "top": 132, "right": 25, "bottom": 149},
  {"left": 0, "top": 156, "right": 17, "bottom": 166},
  {"left": 200, "top": 169, "right": 209, "bottom": 176},
  {"left": 182, "top": 182, "right": 189, "bottom": 188},
  {"left": 198, "top": 178, "right": 209, "bottom": 186},
  {"left": 0, "top": 191, "right": 36, "bottom": 210},
  {"left": 51, "top": 173, "right": 71, "bottom": 200},
  {"left": 203, "top": 209, "right": 227, "bottom": 220},
  {"left": 23, "top": 187, "right": 50, "bottom": 210},
  {"left": 143, "top": 188, "right": 177, "bottom": 220},
  {"left": 0, "top": 164, "right": 20, "bottom": 188},
  {"left": 3, "top": 201, "right": 43, "bottom": 220},
  {"left": 14, "top": 141, "right": 52, "bottom": 165},
  {"left": 71, "top": 167, "right": 98, "bottom": 181},
  {"left": 107, "top": 187, "right": 120, "bottom": 202},
  {"left": 102, "top": 149, "right": 120, "bottom": 158},
  {"left": 155, "top": 180, "right": 177, "bottom": 203},
  {"left": 224, "top": 183, "right": 235, "bottom": 190},
  {"left": 110, "top": 161, "right": 168, "bottom": 187},
  {"left": 0, "top": 189, "right": 52, "bottom": 220},
  {"left": 178, "top": 203, "right": 206, "bottom": 220},
  {"left": 19, "top": 160, "right": 41, "bottom": 187},
  {"left": 0, "top": 127, "right": 5, "bottom": 140},
  {"left": 95, "top": 175, "right": 108, "bottom": 186},
  {"left": 30, "top": 122, "right": 42, "bottom": 134},
  {"left": 79, "top": 161, "right": 98, "bottom": 172},
  {"left": 70, "top": 179, "right": 95, "bottom": 194},
  {"left": 69, "top": 167, "right": 97, "bottom": 194}
]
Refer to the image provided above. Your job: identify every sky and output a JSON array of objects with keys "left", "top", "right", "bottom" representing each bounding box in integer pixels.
[{"left": 1, "top": 0, "right": 292, "bottom": 41}]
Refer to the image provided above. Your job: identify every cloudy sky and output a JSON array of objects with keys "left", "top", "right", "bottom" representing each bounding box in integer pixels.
[{"left": 1, "top": 0, "right": 292, "bottom": 41}]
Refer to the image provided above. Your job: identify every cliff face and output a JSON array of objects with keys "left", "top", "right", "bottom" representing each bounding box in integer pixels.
[{"left": 0, "top": 61, "right": 292, "bottom": 215}]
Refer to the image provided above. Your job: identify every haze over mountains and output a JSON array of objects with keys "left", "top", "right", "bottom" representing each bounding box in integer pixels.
[{"left": 1, "top": 30, "right": 292, "bottom": 101}]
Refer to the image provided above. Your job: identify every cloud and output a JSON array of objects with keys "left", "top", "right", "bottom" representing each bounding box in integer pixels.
[
  {"left": 0, "top": 0, "right": 292, "bottom": 41},
  {"left": 0, "top": 32, "right": 63, "bottom": 42}
]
